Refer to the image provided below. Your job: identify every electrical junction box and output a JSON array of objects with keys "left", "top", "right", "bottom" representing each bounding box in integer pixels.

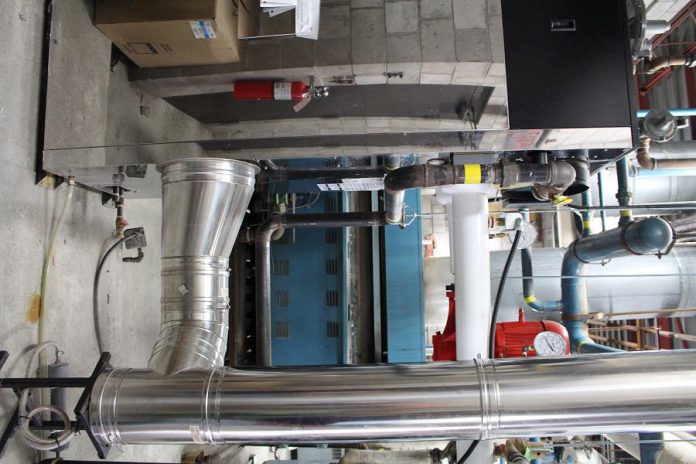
[{"left": 502, "top": 0, "right": 638, "bottom": 143}]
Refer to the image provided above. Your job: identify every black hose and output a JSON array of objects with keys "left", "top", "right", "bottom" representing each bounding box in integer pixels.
[
  {"left": 489, "top": 231, "right": 522, "bottom": 363},
  {"left": 93, "top": 234, "right": 139, "bottom": 353},
  {"left": 456, "top": 440, "right": 480, "bottom": 464}
]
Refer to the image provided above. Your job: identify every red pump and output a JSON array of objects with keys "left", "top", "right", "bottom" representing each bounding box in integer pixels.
[{"left": 432, "top": 287, "right": 570, "bottom": 360}]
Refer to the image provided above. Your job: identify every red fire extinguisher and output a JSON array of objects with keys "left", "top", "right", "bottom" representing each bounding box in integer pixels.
[
  {"left": 233, "top": 81, "right": 309, "bottom": 101},
  {"left": 232, "top": 80, "right": 330, "bottom": 112}
]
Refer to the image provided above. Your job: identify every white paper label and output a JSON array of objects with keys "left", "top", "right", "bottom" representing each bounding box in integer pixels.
[
  {"left": 190, "top": 20, "right": 216, "bottom": 39},
  {"left": 317, "top": 178, "right": 385, "bottom": 192},
  {"left": 273, "top": 82, "right": 293, "bottom": 100},
  {"left": 340, "top": 177, "right": 385, "bottom": 191}
]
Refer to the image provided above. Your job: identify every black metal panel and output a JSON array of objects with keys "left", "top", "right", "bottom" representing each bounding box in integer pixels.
[
  {"left": 166, "top": 85, "right": 492, "bottom": 124},
  {"left": 502, "top": 0, "right": 638, "bottom": 140}
]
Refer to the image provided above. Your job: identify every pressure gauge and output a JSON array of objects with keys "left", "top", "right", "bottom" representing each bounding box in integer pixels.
[
  {"left": 533, "top": 331, "right": 567, "bottom": 357},
  {"left": 509, "top": 220, "right": 538, "bottom": 250}
]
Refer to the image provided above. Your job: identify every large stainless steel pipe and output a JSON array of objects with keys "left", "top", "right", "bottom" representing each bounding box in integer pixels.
[
  {"left": 148, "top": 159, "right": 259, "bottom": 375},
  {"left": 90, "top": 350, "right": 696, "bottom": 445}
]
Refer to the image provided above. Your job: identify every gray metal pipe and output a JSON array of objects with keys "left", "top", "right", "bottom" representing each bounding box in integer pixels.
[
  {"left": 638, "top": 138, "right": 696, "bottom": 171},
  {"left": 89, "top": 350, "right": 696, "bottom": 446},
  {"left": 384, "top": 161, "right": 576, "bottom": 199},
  {"left": 616, "top": 157, "right": 633, "bottom": 225},
  {"left": 149, "top": 159, "right": 259, "bottom": 375},
  {"left": 255, "top": 212, "right": 387, "bottom": 367},
  {"left": 562, "top": 218, "right": 674, "bottom": 353},
  {"left": 384, "top": 155, "right": 405, "bottom": 225}
]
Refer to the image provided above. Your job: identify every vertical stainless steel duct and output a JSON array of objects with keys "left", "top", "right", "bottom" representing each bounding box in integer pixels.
[
  {"left": 90, "top": 350, "right": 696, "bottom": 445},
  {"left": 148, "top": 159, "right": 259, "bottom": 375}
]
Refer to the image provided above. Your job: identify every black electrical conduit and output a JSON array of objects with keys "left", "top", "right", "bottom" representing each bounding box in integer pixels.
[{"left": 255, "top": 212, "right": 388, "bottom": 367}]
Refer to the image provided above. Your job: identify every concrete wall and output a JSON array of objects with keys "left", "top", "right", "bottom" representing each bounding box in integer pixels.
[
  {"left": 129, "top": 0, "right": 507, "bottom": 98},
  {"left": 0, "top": 1, "right": 186, "bottom": 461}
]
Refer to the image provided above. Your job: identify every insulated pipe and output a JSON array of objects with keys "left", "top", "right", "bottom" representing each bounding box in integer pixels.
[
  {"left": 148, "top": 159, "right": 259, "bottom": 375},
  {"left": 440, "top": 183, "right": 497, "bottom": 462},
  {"left": 384, "top": 155, "right": 405, "bottom": 224},
  {"left": 562, "top": 218, "right": 673, "bottom": 353},
  {"left": 89, "top": 350, "right": 696, "bottom": 446},
  {"left": 638, "top": 138, "right": 696, "bottom": 171},
  {"left": 256, "top": 212, "right": 387, "bottom": 367},
  {"left": 436, "top": 184, "right": 497, "bottom": 362},
  {"left": 644, "top": 54, "right": 695, "bottom": 75}
]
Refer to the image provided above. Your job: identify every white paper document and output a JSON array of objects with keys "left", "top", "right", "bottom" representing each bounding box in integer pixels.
[{"left": 259, "top": 0, "right": 320, "bottom": 40}]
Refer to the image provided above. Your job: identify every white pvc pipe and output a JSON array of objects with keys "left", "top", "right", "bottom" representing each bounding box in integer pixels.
[
  {"left": 439, "top": 184, "right": 496, "bottom": 464},
  {"left": 450, "top": 188, "right": 492, "bottom": 360}
]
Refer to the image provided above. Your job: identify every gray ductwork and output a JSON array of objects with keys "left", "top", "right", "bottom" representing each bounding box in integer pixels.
[
  {"left": 148, "top": 159, "right": 259, "bottom": 375},
  {"left": 89, "top": 350, "right": 696, "bottom": 445}
]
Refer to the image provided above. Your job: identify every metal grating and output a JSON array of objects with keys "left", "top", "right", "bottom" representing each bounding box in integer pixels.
[
  {"left": 325, "top": 228, "right": 339, "bottom": 244},
  {"left": 275, "top": 290, "right": 289, "bottom": 307},
  {"left": 274, "top": 321, "right": 290, "bottom": 340},
  {"left": 272, "top": 259, "right": 289, "bottom": 276},
  {"left": 327, "top": 321, "right": 340, "bottom": 338},
  {"left": 326, "top": 289, "right": 340, "bottom": 307},
  {"left": 325, "top": 258, "right": 340, "bottom": 276}
]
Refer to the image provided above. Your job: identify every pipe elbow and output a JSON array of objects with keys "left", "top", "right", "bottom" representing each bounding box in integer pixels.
[
  {"left": 384, "top": 164, "right": 425, "bottom": 194},
  {"left": 256, "top": 217, "right": 284, "bottom": 244},
  {"left": 637, "top": 138, "right": 657, "bottom": 170},
  {"left": 645, "top": 55, "right": 689, "bottom": 74},
  {"left": 624, "top": 217, "right": 673, "bottom": 254},
  {"left": 384, "top": 164, "right": 458, "bottom": 194}
]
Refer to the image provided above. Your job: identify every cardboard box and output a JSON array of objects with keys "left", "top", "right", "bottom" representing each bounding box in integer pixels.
[{"left": 94, "top": 0, "right": 249, "bottom": 68}]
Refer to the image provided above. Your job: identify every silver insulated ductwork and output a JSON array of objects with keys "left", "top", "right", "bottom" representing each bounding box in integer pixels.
[
  {"left": 90, "top": 350, "right": 696, "bottom": 445},
  {"left": 148, "top": 159, "right": 259, "bottom": 375}
]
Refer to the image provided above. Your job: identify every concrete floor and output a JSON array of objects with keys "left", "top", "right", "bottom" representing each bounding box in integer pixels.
[{"left": 0, "top": 1, "right": 187, "bottom": 462}]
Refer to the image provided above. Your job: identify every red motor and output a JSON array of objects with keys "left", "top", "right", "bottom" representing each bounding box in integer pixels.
[
  {"left": 432, "top": 287, "right": 570, "bottom": 361},
  {"left": 494, "top": 309, "right": 569, "bottom": 358},
  {"left": 233, "top": 80, "right": 309, "bottom": 101}
]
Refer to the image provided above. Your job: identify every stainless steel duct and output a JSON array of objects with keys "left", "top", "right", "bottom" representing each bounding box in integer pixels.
[
  {"left": 89, "top": 350, "right": 696, "bottom": 445},
  {"left": 148, "top": 159, "right": 259, "bottom": 375}
]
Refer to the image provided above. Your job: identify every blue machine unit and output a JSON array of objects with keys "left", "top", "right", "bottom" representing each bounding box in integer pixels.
[
  {"left": 269, "top": 159, "right": 424, "bottom": 366},
  {"left": 384, "top": 189, "right": 425, "bottom": 363}
]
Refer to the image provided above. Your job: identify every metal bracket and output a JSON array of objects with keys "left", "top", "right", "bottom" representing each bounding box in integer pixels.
[{"left": 0, "top": 351, "right": 112, "bottom": 460}]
